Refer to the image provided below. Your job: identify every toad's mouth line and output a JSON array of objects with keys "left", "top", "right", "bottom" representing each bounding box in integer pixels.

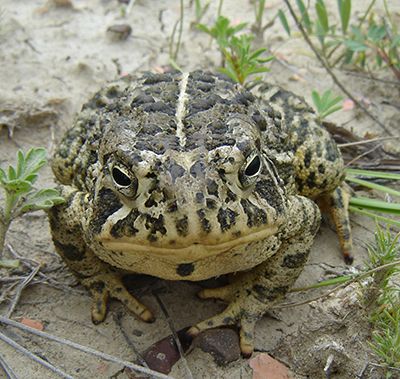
[{"left": 97, "top": 226, "right": 278, "bottom": 261}]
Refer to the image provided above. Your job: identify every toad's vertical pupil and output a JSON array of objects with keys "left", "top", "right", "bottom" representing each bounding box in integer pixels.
[{"left": 112, "top": 167, "right": 132, "bottom": 187}]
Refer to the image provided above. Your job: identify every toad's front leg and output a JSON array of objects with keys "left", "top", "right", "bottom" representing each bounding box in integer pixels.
[{"left": 188, "top": 196, "right": 320, "bottom": 356}]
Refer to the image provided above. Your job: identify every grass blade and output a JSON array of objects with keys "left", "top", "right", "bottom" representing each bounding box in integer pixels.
[
  {"left": 349, "top": 206, "right": 400, "bottom": 227},
  {"left": 278, "top": 9, "right": 291, "bottom": 36},
  {"left": 349, "top": 197, "right": 400, "bottom": 214},
  {"left": 338, "top": 0, "right": 351, "bottom": 34},
  {"left": 346, "top": 177, "right": 400, "bottom": 197},
  {"left": 345, "top": 169, "right": 400, "bottom": 180}
]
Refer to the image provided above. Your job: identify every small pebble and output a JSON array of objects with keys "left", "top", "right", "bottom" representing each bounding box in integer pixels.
[
  {"left": 107, "top": 24, "right": 132, "bottom": 41},
  {"left": 193, "top": 328, "right": 241, "bottom": 365}
]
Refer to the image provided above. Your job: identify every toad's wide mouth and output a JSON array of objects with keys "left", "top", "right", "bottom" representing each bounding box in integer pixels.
[{"left": 97, "top": 225, "right": 278, "bottom": 263}]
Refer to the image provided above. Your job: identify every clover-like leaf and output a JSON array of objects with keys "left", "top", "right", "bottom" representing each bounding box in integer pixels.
[{"left": 19, "top": 188, "right": 65, "bottom": 213}]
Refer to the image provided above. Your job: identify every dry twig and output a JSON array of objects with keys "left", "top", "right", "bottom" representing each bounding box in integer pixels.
[
  {"left": 0, "top": 331, "right": 74, "bottom": 379},
  {"left": 153, "top": 289, "right": 193, "bottom": 379},
  {"left": 0, "top": 352, "right": 19, "bottom": 379},
  {"left": 0, "top": 316, "right": 174, "bottom": 379}
]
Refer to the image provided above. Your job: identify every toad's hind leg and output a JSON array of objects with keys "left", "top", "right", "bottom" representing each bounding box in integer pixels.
[
  {"left": 316, "top": 184, "right": 353, "bottom": 264},
  {"left": 48, "top": 186, "right": 154, "bottom": 323}
]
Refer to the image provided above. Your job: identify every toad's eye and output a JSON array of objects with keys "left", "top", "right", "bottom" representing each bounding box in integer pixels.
[
  {"left": 244, "top": 155, "right": 261, "bottom": 177},
  {"left": 111, "top": 165, "right": 138, "bottom": 197},
  {"left": 112, "top": 166, "right": 132, "bottom": 187},
  {"left": 239, "top": 154, "right": 262, "bottom": 188}
]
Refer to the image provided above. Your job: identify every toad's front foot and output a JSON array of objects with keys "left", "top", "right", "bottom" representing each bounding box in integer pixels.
[
  {"left": 82, "top": 273, "right": 154, "bottom": 324},
  {"left": 187, "top": 300, "right": 258, "bottom": 357}
]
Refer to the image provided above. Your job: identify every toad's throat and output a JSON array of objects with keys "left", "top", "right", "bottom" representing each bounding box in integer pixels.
[{"left": 97, "top": 226, "right": 278, "bottom": 262}]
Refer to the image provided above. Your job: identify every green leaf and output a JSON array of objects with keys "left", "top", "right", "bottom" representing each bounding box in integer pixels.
[
  {"left": 2, "top": 179, "right": 32, "bottom": 194},
  {"left": 320, "top": 104, "right": 343, "bottom": 119},
  {"left": 344, "top": 39, "right": 368, "bottom": 52},
  {"left": 296, "top": 0, "right": 312, "bottom": 34},
  {"left": 19, "top": 188, "right": 65, "bottom": 213},
  {"left": 367, "top": 24, "right": 386, "bottom": 43},
  {"left": 337, "top": 0, "right": 351, "bottom": 34},
  {"left": 311, "top": 90, "right": 322, "bottom": 111},
  {"left": 278, "top": 9, "right": 291, "bottom": 36},
  {"left": 0, "top": 259, "right": 20, "bottom": 269},
  {"left": 21, "top": 148, "right": 47, "bottom": 180},
  {"left": 316, "top": 0, "right": 329, "bottom": 34},
  {"left": 0, "top": 167, "right": 6, "bottom": 184}
]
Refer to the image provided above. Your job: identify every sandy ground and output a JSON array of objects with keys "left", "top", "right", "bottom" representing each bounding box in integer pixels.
[{"left": 0, "top": 1, "right": 399, "bottom": 378}]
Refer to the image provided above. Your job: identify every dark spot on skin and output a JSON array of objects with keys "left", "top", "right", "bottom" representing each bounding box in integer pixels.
[
  {"left": 147, "top": 234, "right": 158, "bottom": 242},
  {"left": 223, "top": 317, "right": 234, "bottom": 324},
  {"left": 255, "top": 180, "right": 285, "bottom": 214},
  {"left": 225, "top": 189, "right": 237, "bottom": 203},
  {"left": 217, "top": 208, "right": 237, "bottom": 232},
  {"left": 131, "top": 94, "right": 155, "bottom": 106},
  {"left": 206, "top": 198, "right": 217, "bottom": 209},
  {"left": 304, "top": 149, "right": 312, "bottom": 168},
  {"left": 167, "top": 200, "right": 178, "bottom": 213},
  {"left": 318, "top": 164, "right": 325, "bottom": 174},
  {"left": 190, "top": 160, "right": 206, "bottom": 179},
  {"left": 91, "top": 188, "right": 123, "bottom": 235},
  {"left": 252, "top": 284, "right": 289, "bottom": 302},
  {"left": 145, "top": 214, "right": 167, "bottom": 236},
  {"left": 206, "top": 321, "right": 214, "bottom": 326},
  {"left": 196, "top": 192, "right": 204, "bottom": 203},
  {"left": 176, "top": 216, "right": 188, "bottom": 236},
  {"left": 197, "top": 209, "right": 211, "bottom": 233},
  {"left": 167, "top": 162, "right": 185, "bottom": 183},
  {"left": 54, "top": 241, "right": 85, "bottom": 261},
  {"left": 176, "top": 263, "right": 194, "bottom": 277},
  {"left": 234, "top": 91, "right": 255, "bottom": 106},
  {"left": 110, "top": 209, "right": 140, "bottom": 238},
  {"left": 306, "top": 171, "right": 316, "bottom": 188},
  {"left": 281, "top": 252, "right": 308, "bottom": 268},
  {"left": 240, "top": 199, "right": 268, "bottom": 227},
  {"left": 145, "top": 198, "right": 157, "bottom": 207},
  {"left": 207, "top": 180, "right": 219, "bottom": 197},
  {"left": 325, "top": 139, "right": 339, "bottom": 162},
  {"left": 252, "top": 110, "right": 267, "bottom": 131},
  {"left": 143, "top": 72, "right": 173, "bottom": 85},
  {"left": 143, "top": 101, "right": 175, "bottom": 115}
]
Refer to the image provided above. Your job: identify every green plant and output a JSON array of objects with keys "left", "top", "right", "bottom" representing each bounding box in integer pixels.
[
  {"left": 279, "top": 0, "right": 400, "bottom": 81},
  {"left": 346, "top": 169, "right": 400, "bottom": 228},
  {"left": 0, "top": 148, "right": 64, "bottom": 267},
  {"left": 197, "top": 15, "right": 273, "bottom": 84},
  {"left": 311, "top": 89, "right": 343, "bottom": 121},
  {"left": 365, "top": 227, "right": 400, "bottom": 377}
]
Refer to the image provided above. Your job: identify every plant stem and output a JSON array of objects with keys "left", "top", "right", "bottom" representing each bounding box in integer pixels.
[{"left": 283, "top": 0, "right": 393, "bottom": 136}]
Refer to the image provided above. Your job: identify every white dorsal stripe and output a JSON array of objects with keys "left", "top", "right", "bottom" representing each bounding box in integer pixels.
[{"left": 175, "top": 72, "right": 189, "bottom": 147}]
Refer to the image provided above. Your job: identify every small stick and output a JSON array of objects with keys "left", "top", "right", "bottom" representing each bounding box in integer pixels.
[
  {"left": 0, "top": 331, "right": 74, "bottom": 379},
  {"left": 0, "top": 352, "right": 19, "bottom": 379},
  {"left": 6, "top": 265, "right": 41, "bottom": 318},
  {"left": 153, "top": 290, "right": 193, "bottom": 379},
  {"left": 0, "top": 316, "right": 174, "bottom": 379},
  {"left": 283, "top": 0, "right": 393, "bottom": 136},
  {"left": 345, "top": 143, "right": 382, "bottom": 167},
  {"left": 338, "top": 136, "right": 400, "bottom": 148}
]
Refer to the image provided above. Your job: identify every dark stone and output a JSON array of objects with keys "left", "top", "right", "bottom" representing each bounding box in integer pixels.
[{"left": 193, "top": 328, "right": 241, "bottom": 366}]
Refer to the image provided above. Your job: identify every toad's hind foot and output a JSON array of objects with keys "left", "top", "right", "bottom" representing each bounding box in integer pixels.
[
  {"left": 82, "top": 273, "right": 154, "bottom": 324},
  {"left": 317, "top": 184, "right": 353, "bottom": 264}
]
